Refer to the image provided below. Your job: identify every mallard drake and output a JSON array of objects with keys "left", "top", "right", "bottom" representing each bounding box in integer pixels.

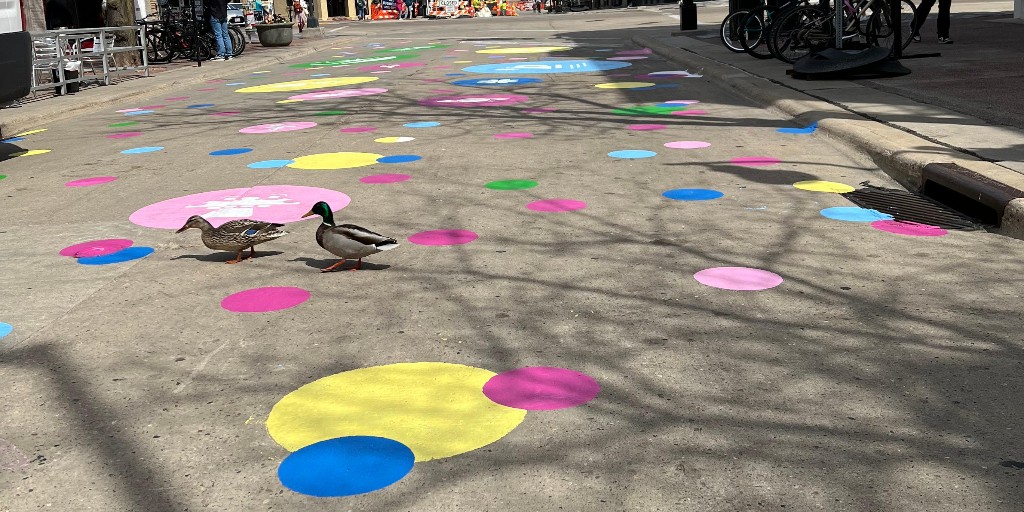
[
  {"left": 301, "top": 200, "right": 398, "bottom": 272},
  {"left": 175, "top": 215, "right": 288, "bottom": 264}
]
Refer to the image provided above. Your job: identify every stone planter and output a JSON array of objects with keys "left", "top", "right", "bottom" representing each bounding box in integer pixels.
[{"left": 255, "top": 23, "right": 294, "bottom": 47}]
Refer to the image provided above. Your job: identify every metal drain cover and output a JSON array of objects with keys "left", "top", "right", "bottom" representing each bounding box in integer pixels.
[{"left": 842, "top": 184, "right": 981, "bottom": 230}]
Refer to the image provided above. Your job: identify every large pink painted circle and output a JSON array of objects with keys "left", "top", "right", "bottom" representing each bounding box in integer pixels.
[
  {"left": 664, "top": 141, "right": 711, "bottom": 149},
  {"left": 59, "top": 239, "right": 134, "bottom": 258},
  {"left": 493, "top": 132, "right": 534, "bottom": 139},
  {"left": 287, "top": 88, "right": 389, "bottom": 101},
  {"left": 220, "top": 286, "right": 311, "bottom": 313},
  {"left": 106, "top": 132, "right": 142, "bottom": 139},
  {"left": 870, "top": 220, "right": 948, "bottom": 237},
  {"left": 526, "top": 199, "right": 587, "bottom": 212},
  {"left": 408, "top": 229, "right": 478, "bottom": 246},
  {"left": 483, "top": 367, "right": 601, "bottom": 410},
  {"left": 239, "top": 121, "right": 318, "bottom": 134},
  {"left": 65, "top": 176, "right": 118, "bottom": 187},
  {"left": 129, "top": 185, "right": 350, "bottom": 229},
  {"left": 360, "top": 173, "right": 412, "bottom": 184},
  {"left": 694, "top": 267, "right": 783, "bottom": 291},
  {"left": 730, "top": 156, "right": 781, "bottom": 167},
  {"left": 419, "top": 94, "right": 530, "bottom": 108}
]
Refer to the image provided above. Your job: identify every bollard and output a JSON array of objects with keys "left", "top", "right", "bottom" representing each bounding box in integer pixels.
[{"left": 679, "top": 0, "right": 697, "bottom": 30}]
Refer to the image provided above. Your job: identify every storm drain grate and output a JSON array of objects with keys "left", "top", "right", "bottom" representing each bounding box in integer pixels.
[{"left": 841, "top": 184, "right": 982, "bottom": 230}]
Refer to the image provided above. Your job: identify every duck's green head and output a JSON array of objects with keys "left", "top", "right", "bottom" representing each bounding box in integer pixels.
[{"left": 302, "top": 201, "right": 336, "bottom": 226}]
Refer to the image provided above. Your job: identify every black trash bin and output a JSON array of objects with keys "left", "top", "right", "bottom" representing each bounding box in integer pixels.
[
  {"left": 51, "top": 68, "right": 80, "bottom": 95},
  {"left": 679, "top": 0, "right": 697, "bottom": 30}
]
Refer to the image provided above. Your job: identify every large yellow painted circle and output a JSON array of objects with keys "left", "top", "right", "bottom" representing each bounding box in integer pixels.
[
  {"left": 235, "top": 77, "right": 378, "bottom": 93},
  {"left": 266, "top": 362, "right": 527, "bottom": 461},
  {"left": 595, "top": 82, "right": 656, "bottom": 89},
  {"left": 287, "top": 152, "right": 384, "bottom": 170},
  {"left": 793, "top": 180, "right": 855, "bottom": 193},
  {"left": 476, "top": 46, "right": 572, "bottom": 54}
]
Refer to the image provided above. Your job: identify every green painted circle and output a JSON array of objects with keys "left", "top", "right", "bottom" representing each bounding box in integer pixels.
[
  {"left": 485, "top": 179, "right": 538, "bottom": 190},
  {"left": 109, "top": 121, "right": 139, "bottom": 127},
  {"left": 314, "top": 110, "right": 347, "bottom": 116},
  {"left": 290, "top": 54, "right": 418, "bottom": 69},
  {"left": 0, "top": 175, "right": 6, "bottom": 181},
  {"left": 611, "top": 106, "right": 685, "bottom": 116}
]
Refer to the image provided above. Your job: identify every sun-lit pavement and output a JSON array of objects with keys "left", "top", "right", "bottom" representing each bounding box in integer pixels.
[{"left": 2, "top": 10, "right": 1024, "bottom": 511}]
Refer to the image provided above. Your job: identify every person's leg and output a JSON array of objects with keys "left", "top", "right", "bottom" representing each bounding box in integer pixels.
[
  {"left": 913, "top": 0, "right": 936, "bottom": 35},
  {"left": 220, "top": 18, "right": 232, "bottom": 57},
  {"left": 210, "top": 17, "right": 226, "bottom": 58},
  {"left": 937, "top": 0, "right": 951, "bottom": 38}
]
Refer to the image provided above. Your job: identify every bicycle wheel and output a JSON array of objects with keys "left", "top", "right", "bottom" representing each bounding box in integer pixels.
[
  {"left": 866, "top": 0, "right": 916, "bottom": 51},
  {"left": 229, "top": 26, "right": 246, "bottom": 56},
  {"left": 771, "top": 5, "right": 832, "bottom": 63},
  {"left": 145, "top": 28, "right": 175, "bottom": 63},
  {"left": 739, "top": 7, "right": 775, "bottom": 59},
  {"left": 720, "top": 10, "right": 752, "bottom": 53}
]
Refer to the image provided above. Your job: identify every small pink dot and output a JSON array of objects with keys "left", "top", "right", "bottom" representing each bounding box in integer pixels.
[
  {"left": 672, "top": 109, "right": 709, "bottom": 116},
  {"left": 664, "top": 141, "right": 711, "bottom": 149},
  {"left": 483, "top": 367, "right": 601, "bottom": 410},
  {"left": 360, "top": 173, "right": 412, "bottom": 184},
  {"left": 627, "top": 124, "right": 667, "bottom": 131},
  {"left": 408, "top": 229, "right": 478, "bottom": 246},
  {"left": 66, "top": 176, "right": 117, "bottom": 187},
  {"left": 730, "top": 156, "right": 781, "bottom": 167},
  {"left": 494, "top": 132, "right": 534, "bottom": 139},
  {"left": 106, "top": 132, "right": 142, "bottom": 139},
  {"left": 694, "top": 267, "right": 783, "bottom": 291},
  {"left": 196, "top": 87, "right": 217, "bottom": 92},
  {"left": 340, "top": 126, "right": 377, "bottom": 133},
  {"left": 870, "top": 220, "right": 948, "bottom": 237},
  {"left": 220, "top": 286, "right": 311, "bottom": 313},
  {"left": 526, "top": 199, "right": 587, "bottom": 212},
  {"left": 59, "top": 238, "right": 133, "bottom": 258},
  {"left": 211, "top": 111, "right": 241, "bottom": 117}
]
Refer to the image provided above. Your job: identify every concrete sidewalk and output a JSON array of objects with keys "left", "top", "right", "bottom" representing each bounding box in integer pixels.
[{"left": 634, "top": 1, "right": 1024, "bottom": 237}]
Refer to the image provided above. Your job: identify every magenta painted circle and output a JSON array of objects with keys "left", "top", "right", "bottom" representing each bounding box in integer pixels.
[
  {"left": 288, "top": 88, "right": 389, "bottom": 101},
  {"left": 220, "top": 286, "right": 311, "bottom": 313},
  {"left": 106, "top": 132, "right": 142, "bottom": 139},
  {"left": 420, "top": 94, "right": 529, "bottom": 108},
  {"left": 730, "top": 156, "right": 781, "bottom": 167},
  {"left": 664, "top": 100, "right": 699, "bottom": 104},
  {"left": 870, "top": 220, "right": 948, "bottom": 237},
  {"left": 358, "top": 62, "right": 425, "bottom": 72},
  {"left": 483, "top": 367, "right": 601, "bottom": 410},
  {"left": 526, "top": 199, "right": 587, "bottom": 212},
  {"left": 129, "top": 185, "right": 350, "bottom": 230},
  {"left": 664, "top": 141, "right": 711, "bottom": 149},
  {"left": 239, "top": 121, "right": 318, "bottom": 134},
  {"left": 65, "top": 176, "right": 117, "bottom": 187},
  {"left": 694, "top": 267, "right": 783, "bottom": 291},
  {"left": 493, "top": 132, "right": 534, "bottom": 139},
  {"left": 196, "top": 87, "right": 217, "bottom": 92},
  {"left": 627, "top": 124, "right": 667, "bottom": 131},
  {"left": 59, "top": 238, "right": 133, "bottom": 258},
  {"left": 360, "top": 173, "right": 412, "bottom": 184},
  {"left": 211, "top": 111, "right": 241, "bottom": 116},
  {"left": 340, "top": 126, "right": 377, "bottom": 133},
  {"left": 671, "top": 109, "right": 709, "bottom": 116},
  {"left": 408, "top": 229, "right": 478, "bottom": 246}
]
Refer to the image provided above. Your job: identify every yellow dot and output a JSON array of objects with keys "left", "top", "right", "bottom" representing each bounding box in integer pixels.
[
  {"left": 236, "top": 77, "right": 378, "bottom": 93},
  {"left": 453, "top": 60, "right": 473, "bottom": 63},
  {"left": 793, "top": 180, "right": 856, "bottom": 193},
  {"left": 15, "top": 129, "right": 47, "bottom": 136},
  {"left": 476, "top": 46, "right": 572, "bottom": 54},
  {"left": 276, "top": 99, "right": 304, "bottom": 104},
  {"left": 374, "top": 136, "right": 415, "bottom": 143},
  {"left": 287, "top": 152, "right": 384, "bottom": 169},
  {"left": 595, "top": 82, "right": 656, "bottom": 89},
  {"left": 11, "top": 149, "right": 52, "bottom": 157},
  {"left": 251, "top": 70, "right": 272, "bottom": 74},
  {"left": 266, "top": 362, "right": 527, "bottom": 461}
]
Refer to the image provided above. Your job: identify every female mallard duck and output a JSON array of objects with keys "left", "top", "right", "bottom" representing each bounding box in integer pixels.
[
  {"left": 175, "top": 215, "right": 288, "bottom": 264},
  {"left": 302, "top": 200, "right": 398, "bottom": 272}
]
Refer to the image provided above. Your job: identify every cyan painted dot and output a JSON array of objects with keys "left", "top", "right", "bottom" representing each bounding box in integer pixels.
[
  {"left": 210, "top": 148, "right": 253, "bottom": 156},
  {"left": 445, "top": 73, "right": 466, "bottom": 76},
  {"left": 2, "top": 137, "right": 25, "bottom": 143},
  {"left": 377, "top": 154, "right": 422, "bottom": 164},
  {"left": 124, "top": 110, "right": 156, "bottom": 116},
  {"left": 777, "top": 122, "right": 818, "bottom": 134},
  {"left": 186, "top": 103, "right": 215, "bottom": 109},
  {"left": 77, "top": 246, "right": 154, "bottom": 265},
  {"left": 0, "top": 322, "right": 11, "bottom": 339},
  {"left": 247, "top": 159, "right": 294, "bottom": 169},
  {"left": 662, "top": 188, "right": 724, "bottom": 201},
  {"left": 121, "top": 146, "right": 164, "bottom": 154},
  {"left": 278, "top": 436, "right": 415, "bottom": 497},
  {"left": 226, "top": 82, "right": 245, "bottom": 86},
  {"left": 608, "top": 150, "right": 657, "bottom": 159},
  {"left": 654, "top": 103, "right": 693, "bottom": 109},
  {"left": 311, "top": 73, "right": 331, "bottom": 77},
  {"left": 820, "top": 206, "right": 893, "bottom": 222},
  {"left": 404, "top": 121, "right": 441, "bottom": 128}
]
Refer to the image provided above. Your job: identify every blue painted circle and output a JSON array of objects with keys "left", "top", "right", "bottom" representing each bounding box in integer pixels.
[
  {"left": 452, "top": 77, "right": 543, "bottom": 87},
  {"left": 2, "top": 137, "right": 25, "bottom": 143},
  {"left": 640, "top": 83, "right": 679, "bottom": 90},
  {"left": 464, "top": 60, "right": 631, "bottom": 74},
  {"left": 247, "top": 159, "right": 294, "bottom": 169},
  {"left": 225, "top": 82, "right": 245, "bottom": 86},
  {"left": 210, "top": 148, "right": 253, "bottom": 156},
  {"left": 277, "top": 436, "right": 415, "bottom": 497},
  {"left": 444, "top": 73, "right": 467, "bottom": 77},
  {"left": 404, "top": 121, "right": 441, "bottom": 128},
  {"left": 124, "top": 110, "right": 156, "bottom": 116},
  {"left": 662, "top": 188, "right": 724, "bottom": 201},
  {"left": 377, "top": 154, "right": 422, "bottom": 164},
  {"left": 777, "top": 122, "right": 818, "bottom": 134},
  {"left": 77, "top": 246, "right": 154, "bottom": 265},
  {"left": 186, "top": 104, "right": 215, "bottom": 109},
  {"left": 608, "top": 150, "right": 657, "bottom": 159},
  {"left": 819, "top": 206, "right": 893, "bottom": 222},
  {"left": 121, "top": 146, "right": 164, "bottom": 154},
  {"left": 654, "top": 102, "right": 692, "bottom": 109},
  {"left": 0, "top": 322, "right": 12, "bottom": 339}
]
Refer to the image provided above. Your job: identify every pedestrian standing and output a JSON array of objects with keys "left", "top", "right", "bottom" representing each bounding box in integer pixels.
[
  {"left": 294, "top": 0, "right": 307, "bottom": 31},
  {"left": 397, "top": 0, "right": 406, "bottom": 18},
  {"left": 203, "top": 0, "right": 233, "bottom": 60},
  {"left": 356, "top": 0, "right": 367, "bottom": 19},
  {"left": 912, "top": 0, "right": 953, "bottom": 43}
]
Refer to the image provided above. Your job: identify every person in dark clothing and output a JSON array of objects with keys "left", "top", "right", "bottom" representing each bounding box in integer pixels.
[
  {"left": 912, "top": 0, "right": 953, "bottom": 44},
  {"left": 204, "top": 0, "right": 233, "bottom": 59}
]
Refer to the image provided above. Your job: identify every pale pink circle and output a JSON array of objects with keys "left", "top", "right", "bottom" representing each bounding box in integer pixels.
[
  {"left": 360, "top": 173, "right": 412, "bottom": 184},
  {"left": 106, "top": 132, "right": 142, "bottom": 139},
  {"left": 627, "top": 124, "right": 667, "bottom": 131},
  {"left": 239, "top": 121, "right": 318, "bottom": 134},
  {"left": 371, "top": 71, "right": 391, "bottom": 74},
  {"left": 408, "top": 229, "right": 478, "bottom": 246},
  {"left": 730, "top": 156, "right": 781, "bottom": 167},
  {"left": 66, "top": 176, "right": 117, "bottom": 187},
  {"left": 129, "top": 185, "right": 350, "bottom": 229},
  {"left": 59, "top": 238, "right": 133, "bottom": 258},
  {"left": 664, "top": 141, "right": 711, "bottom": 149},
  {"left": 115, "top": 108, "right": 142, "bottom": 113},
  {"left": 220, "top": 286, "right": 311, "bottom": 313},
  {"left": 672, "top": 109, "right": 709, "bottom": 116},
  {"left": 483, "top": 367, "right": 601, "bottom": 410},
  {"left": 211, "top": 111, "right": 241, "bottom": 116},
  {"left": 358, "top": 61, "right": 425, "bottom": 72},
  {"left": 870, "top": 220, "right": 948, "bottom": 237},
  {"left": 288, "top": 88, "right": 389, "bottom": 101},
  {"left": 494, "top": 132, "right": 534, "bottom": 139},
  {"left": 526, "top": 199, "right": 587, "bottom": 212},
  {"left": 340, "top": 126, "right": 377, "bottom": 133},
  {"left": 694, "top": 267, "right": 783, "bottom": 291},
  {"left": 420, "top": 94, "right": 530, "bottom": 108}
]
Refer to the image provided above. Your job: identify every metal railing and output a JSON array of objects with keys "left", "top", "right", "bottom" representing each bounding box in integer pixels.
[{"left": 29, "top": 25, "right": 150, "bottom": 96}]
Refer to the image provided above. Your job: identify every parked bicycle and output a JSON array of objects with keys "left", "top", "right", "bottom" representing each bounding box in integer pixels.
[{"left": 139, "top": 8, "right": 246, "bottom": 64}]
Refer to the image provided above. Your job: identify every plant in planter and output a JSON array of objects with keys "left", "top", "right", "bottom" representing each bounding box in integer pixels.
[{"left": 255, "top": 22, "right": 295, "bottom": 46}]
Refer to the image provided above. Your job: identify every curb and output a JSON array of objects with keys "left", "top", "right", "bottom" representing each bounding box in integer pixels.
[
  {"left": 633, "top": 34, "right": 1024, "bottom": 239},
  {"left": 0, "top": 38, "right": 337, "bottom": 139}
]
